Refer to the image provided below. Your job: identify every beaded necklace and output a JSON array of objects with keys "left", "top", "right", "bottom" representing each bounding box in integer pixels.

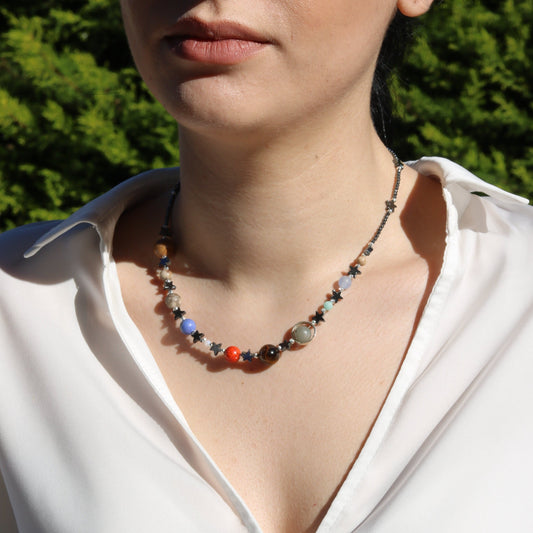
[{"left": 154, "top": 151, "right": 404, "bottom": 364}]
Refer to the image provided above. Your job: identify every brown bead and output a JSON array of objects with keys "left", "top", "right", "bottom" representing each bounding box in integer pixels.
[
  {"left": 357, "top": 254, "right": 367, "bottom": 266},
  {"left": 153, "top": 237, "right": 175, "bottom": 258},
  {"left": 258, "top": 344, "right": 281, "bottom": 364}
]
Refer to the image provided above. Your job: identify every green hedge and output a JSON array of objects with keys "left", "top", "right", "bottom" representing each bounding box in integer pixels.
[
  {"left": 0, "top": 0, "right": 178, "bottom": 230},
  {"left": 1, "top": 0, "right": 531, "bottom": 230},
  {"left": 393, "top": 0, "right": 532, "bottom": 198}
]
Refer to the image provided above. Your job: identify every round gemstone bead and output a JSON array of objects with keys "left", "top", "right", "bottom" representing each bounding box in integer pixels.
[
  {"left": 165, "top": 293, "right": 181, "bottom": 309},
  {"left": 323, "top": 301, "right": 334, "bottom": 311},
  {"left": 338, "top": 276, "right": 352, "bottom": 290},
  {"left": 159, "top": 269, "right": 172, "bottom": 281},
  {"left": 180, "top": 318, "right": 196, "bottom": 335},
  {"left": 291, "top": 321, "right": 316, "bottom": 345},
  {"left": 258, "top": 344, "right": 280, "bottom": 364},
  {"left": 153, "top": 237, "right": 175, "bottom": 258},
  {"left": 225, "top": 346, "right": 241, "bottom": 363},
  {"left": 357, "top": 254, "right": 367, "bottom": 266}
]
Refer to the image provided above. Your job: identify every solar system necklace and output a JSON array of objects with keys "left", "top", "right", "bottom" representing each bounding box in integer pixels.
[{"left": 153, "top": 151, "right": 403, "bottom": 364}]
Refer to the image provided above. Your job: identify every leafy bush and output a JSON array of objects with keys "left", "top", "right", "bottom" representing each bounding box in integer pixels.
[
  {"left": 394, "top": 0, "right": 532, "bottom": 198},
  {"left": 0, "top": 0, "right": 531, "bottom": 231},
  {"left": 0, "top": 0, "right": 179, "bottom": 230}
]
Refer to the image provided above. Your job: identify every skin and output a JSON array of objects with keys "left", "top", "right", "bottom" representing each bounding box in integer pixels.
[{"left": 115, "top": 1, "right": 441, "bottom": 531}]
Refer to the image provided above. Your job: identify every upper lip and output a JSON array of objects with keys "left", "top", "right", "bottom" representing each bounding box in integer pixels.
[{"left": 164, "top": 17, "right": 270, "bottom": 43}]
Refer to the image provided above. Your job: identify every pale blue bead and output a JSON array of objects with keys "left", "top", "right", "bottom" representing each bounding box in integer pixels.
[
  {"left": 323, "top": 301, "right": 334, "bottom": 311},
  {"left": 338, "top": 276, "right": 352, "bottom": 290},
  {"left": 180, "top": 318, "right": 196, "bottom": 335}
]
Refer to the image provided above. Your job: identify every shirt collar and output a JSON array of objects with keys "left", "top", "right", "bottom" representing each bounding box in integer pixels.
[
  {"left": 24, "top": 158, "right": 528, "bottom": 259},
  {"left": 409, "top": 156, "right": 529, "bottom": 205},
  {"left": 24, "top": 167, "right": 179, "bottom": 258}
]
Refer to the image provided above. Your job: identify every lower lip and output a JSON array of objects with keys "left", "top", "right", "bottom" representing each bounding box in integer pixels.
[{"left": 168, "top": 37, "right": 266, "bottom": 65}]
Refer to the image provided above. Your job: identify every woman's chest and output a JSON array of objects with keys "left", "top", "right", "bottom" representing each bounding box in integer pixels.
[
  {"left": 116, "top": 251, "right": 432, "bottom": 532},
  {"left": 133, "top": 296, "right": 423, "bottom": 532}
]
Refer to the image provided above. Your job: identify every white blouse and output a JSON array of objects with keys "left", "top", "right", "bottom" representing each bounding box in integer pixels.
[{"left": 1, "top": 158, "right": 532, "bottom": 533}]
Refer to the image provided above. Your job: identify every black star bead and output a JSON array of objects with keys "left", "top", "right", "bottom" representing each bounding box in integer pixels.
[
  {"left": 163, "top": 280, "right": 176, "bottom": 291},
  {"left": 159, "top": 257, "right": 170, "bottom": 268},
  {"left": 241, "top": 350, "right": 254, "bottom": 362},
  {"left": 331, "top": 290, "right": 343, "bottom": 303},
  {"left": 210, "top": 342, "right": 223, "bottom": 356},
  {"left": 313, "top": 311, "right": 325, "bottom": 323},
  {"left": 173, "top": 308, "right": 186, "bottom": 320},
  {"left": 192, "top": 330, "right": 204, "bottom": 343},
  {"left": 279, "top": 340, "right": 292, "bottom": 351},
  {"left": 348, "top": 264, "right": 361, "bottom": 277},
  {"left": 386, "top": 200, "right": 397, "bottom": 213}
]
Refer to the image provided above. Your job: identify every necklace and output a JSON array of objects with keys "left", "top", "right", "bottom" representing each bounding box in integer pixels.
[{"left": 154, "top": 151, "right": 404, "bottom": 364}]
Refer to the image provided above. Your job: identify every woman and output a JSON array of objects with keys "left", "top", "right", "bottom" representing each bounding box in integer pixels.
[{"left": 1, "top": 1, "right": 532, "bottom": 532}]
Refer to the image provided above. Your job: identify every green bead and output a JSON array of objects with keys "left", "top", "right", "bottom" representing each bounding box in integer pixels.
[
  {"left": 290, "top": 322, "right": 316, "bottom": 345},
  {"left": 323, "top": 301, "right": 333, "bottom": 311}
]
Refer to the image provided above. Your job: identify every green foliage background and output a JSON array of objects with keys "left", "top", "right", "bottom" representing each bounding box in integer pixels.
[{"left": 1, "top": 0, "right": 532, "bottom": 231}]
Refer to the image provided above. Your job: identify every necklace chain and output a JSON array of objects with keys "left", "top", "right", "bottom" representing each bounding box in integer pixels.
[{"left": 153, "top": 151, "right": 404, "bottom": 364}]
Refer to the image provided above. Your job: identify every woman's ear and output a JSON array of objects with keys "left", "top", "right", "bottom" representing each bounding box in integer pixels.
[{"left": 397, "top": 0, "right": 434, "bottom": 18}]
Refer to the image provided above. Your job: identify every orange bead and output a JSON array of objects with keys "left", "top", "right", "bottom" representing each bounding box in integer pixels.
[
  {"left": 153, "top": 237, "right": 176, "bottom": 258},
  {"left": 225, "top": 346, "right": 241, "bottom": 363}
]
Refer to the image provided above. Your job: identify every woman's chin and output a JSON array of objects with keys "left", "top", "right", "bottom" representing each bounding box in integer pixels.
[{"left": 161, "top": 81, "right": 287, "bottom": 140}]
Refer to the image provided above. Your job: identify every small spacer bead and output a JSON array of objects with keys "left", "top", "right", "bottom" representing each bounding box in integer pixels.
[
  {"left": 364, "top": 244, "right": 373, "bottom": 256},
  {"left": 225, "top": 346, "right": 241, "bottom": 363},
  {"left": 159, "top": 256, "right": 171, "bottom": 268}
]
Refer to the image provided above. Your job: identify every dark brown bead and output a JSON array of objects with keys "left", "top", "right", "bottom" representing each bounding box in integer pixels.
[
  {"left": 258, "top": 344, "right": 280, "bottom": 364},
  {"left": 153, "top": 236, "right": 176, "bottom": 258}
]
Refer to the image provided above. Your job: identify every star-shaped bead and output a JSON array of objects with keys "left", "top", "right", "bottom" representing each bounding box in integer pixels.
[
  {"left": 163, "top": 280, "right": 176, "bottom": 291},
  {"left": 192, "top": 330, "right": 204, "bottom": 343},
  {"left": 331, "top": 290, "right": 343, "bottom": 303},
  {"left": 279, "top": 340, "right": 292, "bottom": 351},
  {"left": 241, "top": 350, "right": 254, "bottom": 362},
  {"left": 348, "top": 264, "right": 361, "bottom": 277},
  {"left": 159, "top": 257, "right": 170, "bottom": 268},
  {"left": 386, "top": 200, "right": 397, "bottom": 212},
  {"left": 173, "top": 308, "right": 186, "bottom": 320},
  {"left": 313, "top": 311, "right": 325, "bottom": 323},
  {"left": 210, "top": 342, "right": 223, "bottom": 356}
]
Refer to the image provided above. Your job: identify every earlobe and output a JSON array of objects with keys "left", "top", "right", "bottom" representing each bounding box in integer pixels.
[{"left": 397, "top": 0, "right": 434, "bottom": 18}]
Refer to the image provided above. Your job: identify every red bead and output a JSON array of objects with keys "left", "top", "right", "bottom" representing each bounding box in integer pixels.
[{"left": 225, "top": 346, "right": 241, "bottom": 363}]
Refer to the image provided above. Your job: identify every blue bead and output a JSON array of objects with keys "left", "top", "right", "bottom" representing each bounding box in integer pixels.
[
  {"left": 338, "top": 275, "right": 352, "bottom": 290},
  {"left": 180, "top": 318, "right": 196, "bottom": 335}
]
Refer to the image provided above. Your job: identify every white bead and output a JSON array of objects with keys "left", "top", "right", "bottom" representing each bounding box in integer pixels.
[
  {"left": 159, "top": 269, "right": 172, "bottom": 281},
  {"left": 165, "top": 293, "right": 181, "bottom": 309}
]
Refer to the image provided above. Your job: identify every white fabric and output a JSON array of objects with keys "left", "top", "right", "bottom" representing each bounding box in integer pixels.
[{"left": 1, "top": 158, "right": 532, "bottom": 533}]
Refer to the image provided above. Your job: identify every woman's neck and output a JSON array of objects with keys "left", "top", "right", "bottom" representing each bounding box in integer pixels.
[{"left": 173, "top": 115, "right": 406, "bottom": 290}]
